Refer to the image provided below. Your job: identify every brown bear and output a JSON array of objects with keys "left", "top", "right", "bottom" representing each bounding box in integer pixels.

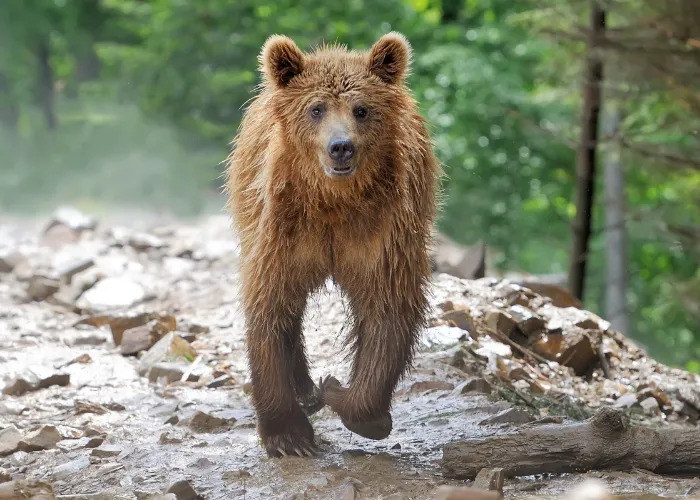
[{"left": 224, "top": 32, "right": 442, "bottom": 458}]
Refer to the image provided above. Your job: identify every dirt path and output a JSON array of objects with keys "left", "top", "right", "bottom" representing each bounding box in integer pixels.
[{"left": 1, "top": 209, "right": 699, "bottom": 499}]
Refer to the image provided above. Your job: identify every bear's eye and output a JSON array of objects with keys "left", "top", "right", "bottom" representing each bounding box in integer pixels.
[
  {"left": 353, "top": 105, "right": 369, "bottom": 121},
  {"left": 309, "top": 104, "right": 325, "bottom": 119}
]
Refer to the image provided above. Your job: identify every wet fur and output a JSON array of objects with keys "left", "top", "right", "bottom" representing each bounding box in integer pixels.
[{"left": 224, "top": 32, "right": 442, "bottom": 457}]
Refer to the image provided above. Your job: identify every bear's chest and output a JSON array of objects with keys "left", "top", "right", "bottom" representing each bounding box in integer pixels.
[{"left": 273, "top": 185, "right": 395, "bottom": 241}]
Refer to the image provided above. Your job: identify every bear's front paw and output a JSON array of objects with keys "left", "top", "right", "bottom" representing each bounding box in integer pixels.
[{"left": 260, "top": 411, "right": 318, "bottom": 458}]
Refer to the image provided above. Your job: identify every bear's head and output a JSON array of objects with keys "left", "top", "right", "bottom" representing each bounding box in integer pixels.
[{"left": 259, "top": 32, "right": 415, "bottom": 183}]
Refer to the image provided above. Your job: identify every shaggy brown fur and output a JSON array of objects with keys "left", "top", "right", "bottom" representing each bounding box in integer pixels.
[{"left": 224, "top": 32, "right": 442, "bottom": 458}]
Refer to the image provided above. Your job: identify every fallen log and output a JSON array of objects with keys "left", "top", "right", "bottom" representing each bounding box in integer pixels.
[{"left": 442, "top": 406, "right": 700, "bottom": 479}]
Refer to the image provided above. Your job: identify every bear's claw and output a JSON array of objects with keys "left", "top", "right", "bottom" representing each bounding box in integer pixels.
[{"left": 265, "top": 433, "right": 318, "bottom": 458}]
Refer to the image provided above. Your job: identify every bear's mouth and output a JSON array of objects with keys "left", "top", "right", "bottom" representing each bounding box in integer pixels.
[{"left": 323, "top": 161, "right": 356, "bottom": 178}]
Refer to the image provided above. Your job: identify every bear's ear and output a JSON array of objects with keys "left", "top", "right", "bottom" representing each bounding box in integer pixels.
[
  {"left": 260, "top": 35, "right": 305, "bottom": 87},
  {"left": 368, "top": 32, "right": 412, "bottom": 85}
]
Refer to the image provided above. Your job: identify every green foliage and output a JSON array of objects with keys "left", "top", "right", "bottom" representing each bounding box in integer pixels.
[
  {"left": 410, "top": 2, "right": 576, "bottom": 272},
  {"left": 99, "top": 0, "right": 425, "bottom": 143}
]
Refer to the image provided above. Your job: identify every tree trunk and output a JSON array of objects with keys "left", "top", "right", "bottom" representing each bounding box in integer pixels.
[
  {"left": 442, "top": 407, "right": 700, "bottom": 479},
  {"left": 440, "top": 0, "right": 461, "bottom": 23},
  {"left": 568, "top": 2, "right": 606, "bottom": 300},
  {"left": 76, "top": 44, "right": 101, "bottom": 82},
  {"left": 603, "top": 104, "right": 628, "bottom": 334},
  {"left": 0, "top": 70, "right": 19, "bottom": 130},
  {"left": 36, "top": 40, "right": 57, "bottom": 130}
]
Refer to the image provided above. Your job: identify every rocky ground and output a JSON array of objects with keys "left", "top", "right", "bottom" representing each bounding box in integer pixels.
[{"left": 1, "top": 207, "right": 699, "bottom": 500}]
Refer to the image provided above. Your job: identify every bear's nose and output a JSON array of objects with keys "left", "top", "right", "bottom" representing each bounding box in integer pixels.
[{"left": 327, "top": 138, "right": 355, "bottom": 162}]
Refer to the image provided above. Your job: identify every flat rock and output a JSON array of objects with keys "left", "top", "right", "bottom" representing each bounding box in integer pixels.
[
  {"left": 177, "top": 320, "right": 210, "bottom": 336},
  {"left": 182, "top": 410, "right": 237, "bottom": 433},
  {"left": 122, "top": 316, "right": 176, "bottom": 356},
  {"left": 166, "top": 479, "right": 202, "bottom": 500},
  {"left": 120, "top": 325, "right": 158, "bottom": 356},
  {"left": 409, "top": 380, "right": 455, "bottom": 393},
  {"left": 53, "top": 455, "right": 90, "bottom": 480},
  {"left": 160, "top": 430, "right": 186, "bottom": 444},
  {"left": 0, "top": 400, "right": 27, "bottom": 416},
  {"left": 139, "top": 332, "right": 197, "bottom": 376},
  {"left": 441, "top": 308, "right": 477, "bottom": 334},
  {"left": 46, "top": 206, "right": 97, "bottom": 233},
  {"left": 506, "top": 304, "right": 546, "bottom": 337},
  {"left": 27, "top": 275, "right": 61, "bottom": 301},
  {"left": 75, "top": 312, "right": 162, "bottom": 345},
  {"left": 77, "top": 277, "right": 146, "bottom": 312},
  {"left": 0, "top": 426, "right": 22, "bottom": 456},
  {"left": 1, "top": 375, "right": 35, "bottom": 396},
  {"left": 333, "top": 482, "right": 358, "bottom": 500},
  {"left": 2, "top": 368, "right": 70, "bottom": 396},
  {"left": 0, "top": 251, "right": 28, "bottom": 274},
  {"left": 473, "top": 468, "right": 504, "bottom": 493},
  {"left": 55, "top": 256, "right": 95, "bottom": 283},
  {"left": 91, "top": 444, "right": 122, "bottom": 457},
  {"left": 613, "top": 392, "right": 638, "bottom": 408},
  {"left": 221, "top": 470, "right": 251, "bottom": 481},
  {"left": 146, "top": 362, "right": 196, "bottom": 384},
  {"left": 71, "top": 333, "right": 107, "bottom": 346},
  {"left": 479, "top": 408, "right": 534, "bottom": 426},
  {"left": 452, "top": 378, "right": 492, "bottom": 396},
  {"left": 43, "top": 223, "right": 81, "bottom": 247},
  {"left": 148, "top": 402, "right": 179, "bottom": 418},
  {"left": 206, "top": 374, "right": 233, "bottom": 389},
  {"left": 421, "top": 325, "right": 468, "bottom": 348},
  {"left": 678, "top": 387, "right": 700, "bottom": 411},
  {"left": 128, "top": 232, "right": 166, "bottom": 251},
  {"left": 57, "top": 436, "right": 104, "bottom": 451},
  {"left": 640, "top": 396, "right": 661, "bottom": 415},
  {"left": 558, "top": 329, "right": 599, "bottom": 376},
  {"left": 485, "top": 309, "right": 518, "bottom": 338},
  {"left": 19, "top": 425, "right": 61, "bottom": 452}
]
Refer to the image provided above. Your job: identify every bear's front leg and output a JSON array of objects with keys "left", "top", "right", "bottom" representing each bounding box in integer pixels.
[
  {"left": 241, "top": 260, "right": 321, "bottom": 458},
  {"left": 323, "top": 261, "right": 431, "bottom": 440}
]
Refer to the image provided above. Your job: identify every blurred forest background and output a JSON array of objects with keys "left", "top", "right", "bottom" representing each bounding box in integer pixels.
[{"left": 0, "top": 0, "right": 698, "bottom": 371}]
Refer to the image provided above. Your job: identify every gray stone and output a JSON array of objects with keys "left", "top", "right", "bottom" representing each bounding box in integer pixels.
[
  {"left": 54, "top": 456, "right": 90, "bottom": 480},
  {"left": 0, "top": 426, "right": 22, "bottom": 456},
  {"left": 166, "top": 479, "right": 202, "bottom": 500},
  {"left": 19, "top": 425, "right": 61, "bottom": 452},
  {"left": 77, "top": 277, "right": 146, "bottom": 312},
  {"left": 473, "top": 467, "right": 504, "bottom": 493},
  {"left": 479, "top": 408, "right": 534, "bottom": 426},
  {"left": 26, "top": 275, "right": 61, "bottom": 301},
  {"left": 91, "top": 444, "right": 122, "bottom": 457},
  {"left": 452, "top": 378, "right": 492, "bottom": 396}
]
